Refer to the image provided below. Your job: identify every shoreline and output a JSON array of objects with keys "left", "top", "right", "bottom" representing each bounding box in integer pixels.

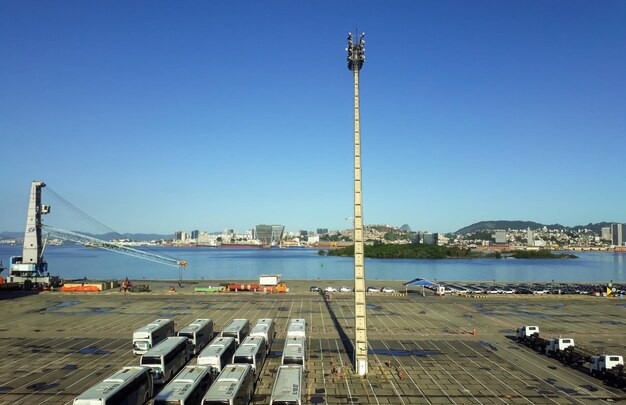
[{"left": 55, "top": 278, "right": 625, "bottom": 296}]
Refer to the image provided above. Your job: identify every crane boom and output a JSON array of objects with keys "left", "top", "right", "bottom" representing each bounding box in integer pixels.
[{"left": 43, "top": 225, "right": 187, "bottom": 268}]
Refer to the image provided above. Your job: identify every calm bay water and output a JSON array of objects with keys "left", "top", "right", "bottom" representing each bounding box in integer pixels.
[{"left": 1, "top": 245, "right": 625, "bottom": 282}]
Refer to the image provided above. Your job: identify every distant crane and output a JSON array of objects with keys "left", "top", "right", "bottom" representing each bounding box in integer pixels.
[{"left": 7, "top": 181, "right": 187, "bottom": 290}]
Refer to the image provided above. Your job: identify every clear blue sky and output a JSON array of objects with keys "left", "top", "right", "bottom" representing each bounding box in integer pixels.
[{"left": 1, "top": 1, "right": 625, "bottom": 235}]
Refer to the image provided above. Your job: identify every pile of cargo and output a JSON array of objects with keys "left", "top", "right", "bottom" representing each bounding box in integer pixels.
[
  {"left": 60, "top": 281, "right": 116, "bottom": 292},
  {"left": 515, "top": 325, "right": 626, "bottom": 388},
  {"left": 196, "top": 274, "right": 288, "bottom": 294}
]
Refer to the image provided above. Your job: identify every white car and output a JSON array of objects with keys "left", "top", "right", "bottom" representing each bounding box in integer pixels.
[
  {"left": 339, "top": 286, "right": 353, "bottom": 293},
  {"left": 367, "top": 287, "right": 379, "bottom": 293},
  {"left": 324, "top": 286, "right": 337, "bottom": 293},
  {"left": 381, "top": 287, "right": 396, "bottom": 293}
]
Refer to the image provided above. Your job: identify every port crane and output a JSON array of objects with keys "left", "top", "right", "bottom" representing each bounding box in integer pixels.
[{"left": 7, "top": 181, "right": 187, "bottom": 289}]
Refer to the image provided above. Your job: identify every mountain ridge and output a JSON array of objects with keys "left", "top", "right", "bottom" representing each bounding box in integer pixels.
[{"left": 455, "top": 220, "right": 614, "bottom": 235}]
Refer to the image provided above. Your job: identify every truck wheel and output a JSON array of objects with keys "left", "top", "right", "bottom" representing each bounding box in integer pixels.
[{"left": 23, "top": 279, "right": 33, "bottom": 291}]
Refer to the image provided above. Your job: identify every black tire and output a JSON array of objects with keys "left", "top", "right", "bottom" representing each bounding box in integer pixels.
[{"left": 23, "top": 279, "right": 34, "bottom": 291}]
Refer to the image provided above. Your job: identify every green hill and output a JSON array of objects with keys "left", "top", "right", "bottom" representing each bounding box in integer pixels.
[{"left": 455, "top": 220, "right": 613, "bottom": 235}]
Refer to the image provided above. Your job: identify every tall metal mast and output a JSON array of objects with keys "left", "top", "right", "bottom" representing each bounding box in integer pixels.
[{"left": 347, "top": 32, "right": 368, "bottom": 376}]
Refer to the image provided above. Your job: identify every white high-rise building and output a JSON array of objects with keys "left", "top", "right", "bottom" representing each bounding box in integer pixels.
[
  {"left": 527, "top": 228, "right": 534, "bottom": 247},
  {"left": 494, "top": 230, "right": 507, "bottom": 245}
]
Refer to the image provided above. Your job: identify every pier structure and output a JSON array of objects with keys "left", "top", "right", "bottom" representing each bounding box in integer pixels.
[{"left": 347, "top": 31, "right": 368, "bottom": 376}]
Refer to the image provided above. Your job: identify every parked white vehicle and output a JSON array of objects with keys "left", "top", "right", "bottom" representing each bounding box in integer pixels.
[
  {"left": 140, "top": 337, "right": 192, "bottom": 385},
  {"left": 133, "top": 319, "right": 175, "bottom": 355},
  {"left": 516, "top": 326, "right": 539, "bottom": 340},
  {"left": 73, "top": 366, "right": 153, "bottom": 405},
  {"left": 589, "top": 355, "right": 624, "bottom": 375},
  {"left": 367, "top": 287, "right": 379, "bottom": 293},
  {"left": 545, "top": 338, "right": 574, "bottom": 355},
  {"left": 339, "top": 286, "right": 353, "bottom": 293},
  {"left": 381, "top": 287, "right": 396, "bottom": 293},
  {"left": 324, "top": 286, "right": 337, "bottom": 292}
]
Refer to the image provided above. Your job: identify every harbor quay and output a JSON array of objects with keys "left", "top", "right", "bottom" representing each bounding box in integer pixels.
[{"left": 0, "top": 280, "right": 625, "bottom": 404}]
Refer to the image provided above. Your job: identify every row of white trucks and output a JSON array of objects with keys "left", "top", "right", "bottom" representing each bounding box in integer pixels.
[
  {"left": 516, "top": 325, "right": 626, "bottom": 388},
  {"left": 74, "top": 317, "right": 308, "bottom": 405}
]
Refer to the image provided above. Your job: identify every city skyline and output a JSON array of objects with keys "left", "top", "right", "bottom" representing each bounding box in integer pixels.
[{"left": 2, "top": 1, "right": 625, "bottom": 235}]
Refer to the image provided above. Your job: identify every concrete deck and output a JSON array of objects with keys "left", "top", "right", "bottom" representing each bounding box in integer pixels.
[{"left": 0, "top": 280, "right": 625, "bottom": 404}]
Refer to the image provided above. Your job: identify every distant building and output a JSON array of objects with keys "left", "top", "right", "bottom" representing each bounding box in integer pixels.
[
  {"left": 412, "top": 232, "right": 438, "bottom": 244},
  {"left": 494, "top": 230, "right": 507, "bottom": 245},
  {"left": 255, "top": 224, "right": 285, "bottom": 245},
  {"left": 317, "top": 228, "right": 329, "bottom": 235},
  {"left": 601, "top": 226, "right": 612, "bottom": 241},
  {"left": 197, "top": 232, "right": 218, "bottom": 246},
  {"left": 527, "top": 228, "right": 534, "bottom": 247},
  {"left": 191, "top": 230, "right": 199, "bottom": 240},
  {"left": 400, "top": 224, "right": 411, "bottom": 232},
  {"left": 422, "top": 233, "right": 439, "bottom": 245},
  {"left": 611, "top": 223, "right": 624, "bottom": 246},
  {"left": 300, "top": 230, "right": 308, "bottom": 237},
  {"left": 174, "top": 230, "right": 188, "bottom": 242}
]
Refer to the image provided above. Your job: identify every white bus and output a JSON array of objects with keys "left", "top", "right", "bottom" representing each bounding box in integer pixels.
[
  {"left": 140, "top": 337, "right": 192, "bottom": 384},
  {"left": 286, "top": 318, "right": 306, "bottom": 339},
  {"left": 201, "top": 364, "right": 255, "bottom": 405},
  {"left": 153, "top": 365, "right": 212, "bottom": 405},
  {"left": 269, "top": 365, "right": 303, "bottom": 405},
  {"left": 133, "top": 318, "right": 175, "bottom": 354},
  {"left": 197, "top": 336, "right": 237, "bottom": 375},
  {"left": 282, "top": 337, "right": 306, "bottom": 370},
  {"left": 250, "top": 318, "right": 274, "bottom": 352},
  {"left": 73, "top": 366, "right": 153, "bottom": 405},
  {"left": 178, "top": 318, "right": 214, "bottom": 355},
  {"left": 233, "top": 336, "right": 267, "bottom": 378},
  {"left": 221, "top": 319, "right": 250, "bottom": 345}
]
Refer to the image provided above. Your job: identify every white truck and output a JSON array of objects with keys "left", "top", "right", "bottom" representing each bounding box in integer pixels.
[
  {"left": 589, "top": 355, "right": 624, "bottom": 375},
  {"left": 516, "top": 326, "right": 539, "bottom": 340},
  {"left": 545, "top": 338, "right": 574, "bottom": 355}
]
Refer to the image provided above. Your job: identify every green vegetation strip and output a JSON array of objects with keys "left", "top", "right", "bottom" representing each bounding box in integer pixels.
[{"left": 325, "top": 244, "right": 577, "bottom": 260}]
